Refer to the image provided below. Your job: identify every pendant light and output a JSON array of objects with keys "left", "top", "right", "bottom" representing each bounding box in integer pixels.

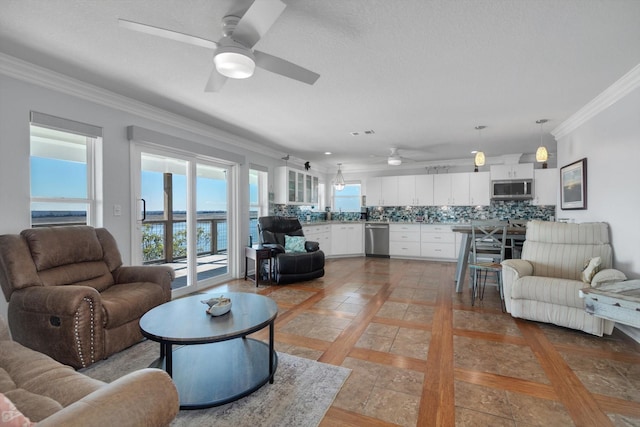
[
  {"left": 334, "top": 163, "right": 345, "bottom": 191},
  {"left": 535, "top": 119, "right": 549, "bottom": 169},
  {"left": 473, "top": 125, "right": 486, "bottom": 169}
]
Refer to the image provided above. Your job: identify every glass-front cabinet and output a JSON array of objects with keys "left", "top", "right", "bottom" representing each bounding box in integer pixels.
[
  {"left": 288, "top": 170, "right": 296, "bottom": 203},
  {"left": 297, "top": 172, "right": 304, "bottom": 202},
  {"left": 274, "top": 166, "right": 320, "bottom": 205}
]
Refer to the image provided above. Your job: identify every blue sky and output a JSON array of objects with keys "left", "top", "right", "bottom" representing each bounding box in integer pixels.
[
  {"left": 142, "top": 171, "right": 228, "bottom": 212},
  {"left": 31, "top": 157, "right": 230, "bottom": 213}
]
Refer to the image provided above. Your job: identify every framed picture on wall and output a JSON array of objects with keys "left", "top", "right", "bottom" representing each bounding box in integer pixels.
[{"left": 560, "top": 158, "right": 587, "bottom": 210}]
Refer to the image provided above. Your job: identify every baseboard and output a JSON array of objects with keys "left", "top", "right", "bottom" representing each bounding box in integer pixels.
[{"left": 614, "top": 324, "right": 640, "bottom": 344}]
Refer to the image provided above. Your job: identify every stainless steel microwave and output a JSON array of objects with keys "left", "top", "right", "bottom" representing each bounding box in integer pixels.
[{"left": 491, "top": 179, "right": 534, "bottom": 200}]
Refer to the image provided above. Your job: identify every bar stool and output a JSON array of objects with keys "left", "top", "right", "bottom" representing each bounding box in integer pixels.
[
  {"left": 468, "top": 220, "right": 508, "bottom": 311},
  {"left": 507, "top": 219, "right": 528, "bottom": 259}
]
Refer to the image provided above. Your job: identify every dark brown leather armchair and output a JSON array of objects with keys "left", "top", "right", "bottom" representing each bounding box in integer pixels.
[
  {"left": 0, "top": 226, "right": 174, "bottom": 369},
  {"left": 258, "top": 216, "right": 324, "bottom": 285}
]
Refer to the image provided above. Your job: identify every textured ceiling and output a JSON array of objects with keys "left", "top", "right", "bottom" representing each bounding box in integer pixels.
[{"left": 1, "top": 0, "right": 640, "bottom": 172}]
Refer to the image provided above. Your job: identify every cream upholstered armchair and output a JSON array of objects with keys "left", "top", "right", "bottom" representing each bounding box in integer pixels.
[
  {"left": 0, "top": 226, "right": 174, "bottom": 368},
  {"left": 501, "top": 221, "right": 626, "bottom": 336}
]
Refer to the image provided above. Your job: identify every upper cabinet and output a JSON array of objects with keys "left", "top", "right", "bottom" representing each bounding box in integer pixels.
[
  {"left": 366, "top": 176, "right": 398, "bottom": 206},
  {"left": 274, "top": 166, "right": 319, "bottom": 205},
  {"left": 490, "top": 163, "right": 534, "bottom": 180},
  {"left": 533, "top": 168, "right": 558, "bottom": 205},
  {"left": 414, "top": 175, "right": 435, "bottom": 205},
  {"left": 397, "top": 175, "right": 434, "bottom": 206},
  {"left": 469, "top": 171, "right": 491, "bottom": 205},
  {"left": 434, "top": 173, "right": 470, "bottom": 206}
]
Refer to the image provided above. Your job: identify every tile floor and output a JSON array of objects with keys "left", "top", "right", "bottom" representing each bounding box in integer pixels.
[{"left": 204, "top": 257, "right": 640, "bottom": 426}]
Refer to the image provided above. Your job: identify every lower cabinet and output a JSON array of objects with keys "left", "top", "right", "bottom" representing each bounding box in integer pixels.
[
  {"left": 420, "top": 224, "right": 457, "bottom": 260},
  {"left": 389, "top": 224, "right": 421, "bottom": 257},
  {"left": 331, "top": 223, "right": 364, "bottom": 256},
  {"left": 302, "top": 224, "right": 332, "bottom": 256}
]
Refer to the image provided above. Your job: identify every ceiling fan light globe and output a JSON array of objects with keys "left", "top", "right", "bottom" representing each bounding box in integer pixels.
[
  {"left": 214, "top": 51, "right": 255, "bottom": 78},
  {"left": 535, "top": 146, "right": 548, "bottom": 162},
  {"left": 388, "top": 156, "right": 402, "bottom": 166}
]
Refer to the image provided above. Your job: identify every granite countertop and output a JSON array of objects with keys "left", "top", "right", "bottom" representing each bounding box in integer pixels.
[{"left": 301, "top": 220, "right": 463, "bottom": 225}]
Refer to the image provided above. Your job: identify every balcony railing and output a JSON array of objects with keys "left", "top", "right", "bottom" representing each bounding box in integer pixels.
[{"left": 142, "top": 218, "right": 227, "bottom": 264}]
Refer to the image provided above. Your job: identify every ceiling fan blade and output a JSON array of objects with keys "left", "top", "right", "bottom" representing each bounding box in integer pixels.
[
  {"left": 231, "top": 0, "right": 286, "bottom": 48},
  {"left": 204, "top": 69, "right": 228, "bottom": 92},
  {"left": 254, "top": 50, "right": 319, "bottom": 85},
  {"left": 118, "top": 19, "right": 218, "bottom": 50}
]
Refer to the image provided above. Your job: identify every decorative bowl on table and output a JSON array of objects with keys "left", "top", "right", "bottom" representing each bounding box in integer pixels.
[{"left": 201, "top": 296, "right": 232, "bottom": 316}]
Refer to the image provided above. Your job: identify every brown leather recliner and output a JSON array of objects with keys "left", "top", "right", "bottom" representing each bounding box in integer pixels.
[{"left": 0, "top": 226, "right": 174, "bottom": 369}]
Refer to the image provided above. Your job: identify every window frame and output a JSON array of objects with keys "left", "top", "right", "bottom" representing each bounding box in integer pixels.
[
  {"left": 29, "top": 113, "right": 103, "bottom": 228},
  {"left": 332, "top": 182, "right": 362, "bottom": 212},
  {"left": 249, "top": 166, "right": 268, "bottom": 244}
]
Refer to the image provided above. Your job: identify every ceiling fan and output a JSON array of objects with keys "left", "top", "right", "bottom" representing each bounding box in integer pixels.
[
  {"left": 387, "top": 148, "right": 414, "bottom": 166},
  {"left": 118, "top": 0, "right": 320, "bottom": 92}
]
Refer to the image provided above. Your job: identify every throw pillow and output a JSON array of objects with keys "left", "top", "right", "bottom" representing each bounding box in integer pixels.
[
  {"left": 591, "top": 269, "right": 627, "bottom": 288},
  {"left": 284, "top": 235, "right": 306, "bottom": 253},
  {"left": 0, "top": 393, "right": 34, "bottom": 427},
  {"left": 581, "top": 256, "right": 602, "bottom": 284}
]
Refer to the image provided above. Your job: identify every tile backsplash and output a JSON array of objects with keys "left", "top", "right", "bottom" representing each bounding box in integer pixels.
[{"left": 272, "top": 201, "right": 555, "bottom": 223}]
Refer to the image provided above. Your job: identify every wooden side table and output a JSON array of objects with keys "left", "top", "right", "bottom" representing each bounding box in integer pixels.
[
  {"left": 244, "top": 245, "right": 272, "bottom": 287},
  {"left": 580, "top": 279, "right": 640, "bottom": 328}
]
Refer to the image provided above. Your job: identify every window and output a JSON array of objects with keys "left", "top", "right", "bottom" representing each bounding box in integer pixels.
[
  {"left": 333, "top": 183, "right": 361, "bottom": 212},
  {"left": 30, "top": 112, "right": 102, "bottom": 227},
  {"left": 249, "top": 166, "right": 268, "bottom": 244}
]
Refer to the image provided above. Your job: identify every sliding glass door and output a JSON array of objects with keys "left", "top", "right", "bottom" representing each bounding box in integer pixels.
[{"left": 133, "top": 146, "right": 231, "bottom": 294}]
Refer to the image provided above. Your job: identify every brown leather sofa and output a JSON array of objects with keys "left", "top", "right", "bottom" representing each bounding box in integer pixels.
[
  {"left": 0, "top": 226, "right": 174, "bottom": 369},
  {"left": 0, "top": 314, "right": 179, "bottom": 426}
]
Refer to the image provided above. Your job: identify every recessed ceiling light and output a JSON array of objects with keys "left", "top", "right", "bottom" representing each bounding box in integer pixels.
[
  {"left": 324, "top": 152, "right": 332, "bottom": 155},
  {"left": 471, "top": 150, "right": 478, "bottom": 154}
]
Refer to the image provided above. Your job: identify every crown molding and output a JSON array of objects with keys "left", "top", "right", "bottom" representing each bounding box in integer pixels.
[
  {"left": 0, "top": 52, "right": 285, "bottom": 161},
  {"left": 552, "top": 63, "right": 640, "bottom": 140}
]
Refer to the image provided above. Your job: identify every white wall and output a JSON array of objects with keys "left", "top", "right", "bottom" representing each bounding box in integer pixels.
[
  {"left": 0, "top": 71, "right": 284, "bottom": 319},
  {"left": 554, "top": 79, "right": 640, "bottom": 278}
]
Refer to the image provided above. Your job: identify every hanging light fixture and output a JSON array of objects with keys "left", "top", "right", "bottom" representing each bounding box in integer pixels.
[
  {"left": 473, "top": 125, "right": 486, "bottom": 170},
  {"left": 535, "top": 119, "right": 549, "bottom": 169},
  {"left": 334, "top": 163, "right": 345, "bottom": 191}
]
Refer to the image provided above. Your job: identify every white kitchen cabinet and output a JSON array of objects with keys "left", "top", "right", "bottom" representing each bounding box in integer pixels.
[
  {"left": 389, "top": 224, "right": 421, "bottom": 257},
  {"left": 451, "top": 173, "right": 470, "bottom": 205},
  {"left": 397, "top": 175, "right": 434, "bottom": 206},
  {"left": 420, "top": 224, "right": 457, "bottom": 259},
  {"left": 434, "top": 173, "right": 470, "bottom": 205},
  {"left": 433, "top": 174, "right": 451, "bottom": 205},
  {"left": 490, "top": 163, "right": 534, "bottom": 180},
  {"left": 274, "top": 166, "right": 319, "bottom": 205},
  {"left": 380, "top": 176, "right": 398, "bottom": 206},
  {"left": 397, "top": 175, "right": 416, "bottom": 205},
  {"left": 303, "top": 224, "right": 332, "bottom": 255},
  {"left": 468, "top": 171, "right": 491, "bottom": 205},
  {"left": 533, "top": 168, "right": 558, "bottom": 205},
  {"left": 414, "top": 174, "right": 434, "bottom": 205},
  {"left": 331, "top": 223, "right": 364, "bottom": 256},
  {"left": 366, "top": 177, "right": 383, "bottom": 206},
  {"left": 366, "top": 176, "right": 398, "bottom": 206}
]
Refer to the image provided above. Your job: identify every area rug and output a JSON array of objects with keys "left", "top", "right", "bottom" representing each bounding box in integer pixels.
[{"left": 80, "top": 340, "right": 350, "bottom": 427}]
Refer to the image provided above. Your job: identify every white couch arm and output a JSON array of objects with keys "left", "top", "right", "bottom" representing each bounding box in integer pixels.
[
  {"left": 590, "top": 269, "right": 627, "bottom": 288},
  {"left": 501, "top": 259, "right": 534, "bottom": 313}
]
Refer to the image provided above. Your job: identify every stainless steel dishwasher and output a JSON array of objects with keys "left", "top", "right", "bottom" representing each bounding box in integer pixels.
[{"left": 365, "top": 223, "right": 390, "bottom": 257}]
